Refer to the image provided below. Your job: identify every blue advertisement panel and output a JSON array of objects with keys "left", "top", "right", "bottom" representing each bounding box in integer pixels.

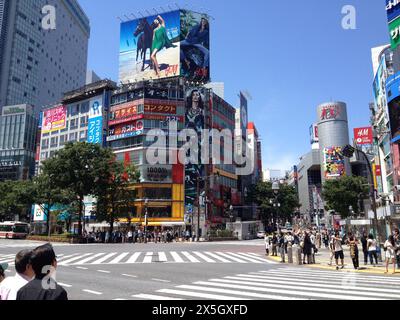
[
  {"left": 386, "top": 0, "right": 400, "bottom": 23},
  {"left": 87, "top": 98, "right": 103, "bottom": 144},
  {"left": 119, "top": 10, "right": 181, "bottom": 82},
  {"left": 386, "top": 71, "right": 400, "bottom": 103}
]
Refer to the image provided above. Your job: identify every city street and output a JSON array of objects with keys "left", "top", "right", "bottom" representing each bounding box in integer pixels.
[{"left": 1, "top": 239, "right": 400, "bottom": 300}]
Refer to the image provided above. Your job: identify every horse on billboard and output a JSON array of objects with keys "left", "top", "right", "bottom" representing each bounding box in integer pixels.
[{"left": 134, "top": 18, "right": 153, "bottom": 71}]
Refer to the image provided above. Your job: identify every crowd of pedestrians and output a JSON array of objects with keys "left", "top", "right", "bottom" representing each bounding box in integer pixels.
[
  {"left": 265, "top": 227, "right": 400, "bottom": 273},
  {"left": 0, "top": 244, "right": 67, "bottom": 300},
  {"left": 81, "top": 229, "right": 194, "bottom": 244}
]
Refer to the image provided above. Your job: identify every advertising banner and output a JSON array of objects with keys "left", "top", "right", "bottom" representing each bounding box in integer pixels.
[
  {"left": 389, "top": 16, "right": 400, "bottom": 50},
  {"left": 319, "top": 104, "right": 346, "bottom": 122},
  {"left": 310, "top": 123, "right": 319, "bottom": 144},
  {"left": 87, "top": 98, "right": 103, "bottom": 145},
  {"left": 107, "top": 120, "right": 144, "bottom": 142},
  {"left": 184, "top": 87, "right": 208, "bottom": 205},
  {"left": 240, "top": 92, "right": 248, "bottom": 139},
  {"left": 119, "top": 10, "right": 181, "bottom": 83},
  {"left": 373, "top": 55, "right": 387, "bottom": 112},
  {"left": 42, "top": 106, "right": 66, "bottom": 133},
  {"left": 323, "top": 147, "right": 346, "bottom": 179},
  {"left": 180, "top": 10, "right": 210, "bottom": 82},
  {"left": 109, "top": 114, "right": 143, "bottom": 127},
  {"left": 386, "top": 71, "right": 400, "bottom": 103},
  {"left": 144, "top": 104, "right": 177, "bottom": 114},
  {"left": 354, "top": 127, "right": 373, "bottom": 145},
  {"left": 2, "top": 105, "right": 26, "bottom": 116},
  {"left": 387, "top": 0, "right": 400, "bottom": 22},
  {"left": 33, "top": 205, "right": 46, "bottom": 222},
  {"left": 141, "top": 165, "right": 173, "bottom": 183}
]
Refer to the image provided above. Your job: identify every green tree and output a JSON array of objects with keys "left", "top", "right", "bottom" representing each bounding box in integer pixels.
[
  {"left": 31, "top": 173, "right": 71, "bottom": 235},
  {"left": 0, "top": 180, "right": 35, "bottom": 221},
  {"left": 322, "top": 175, "right": 369, "bottom": 218},
  {"left": 41, "top": 142, "right": 115, "bottom": 236},
  {"left": 93, "top": 161, "right": 140, "bottom": 235},
  {"left": 248, "top": 181, "right": 300, "bottom": 228}
]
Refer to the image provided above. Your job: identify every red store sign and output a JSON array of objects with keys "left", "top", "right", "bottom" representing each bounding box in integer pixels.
[{"left": 354, "top": 127, "right": 373, "bottom": 145}]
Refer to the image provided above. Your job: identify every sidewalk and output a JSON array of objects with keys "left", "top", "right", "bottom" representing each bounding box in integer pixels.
[{"left": 266, "top": 246, "right": 400, "bottom": 276}]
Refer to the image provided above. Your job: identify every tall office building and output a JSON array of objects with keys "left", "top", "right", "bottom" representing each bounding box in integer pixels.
[{"left": 0, "top": 0, "right": 90, "bottom": 113}]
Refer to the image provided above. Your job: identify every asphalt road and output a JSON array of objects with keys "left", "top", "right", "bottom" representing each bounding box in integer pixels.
[{"left": 1, "top": 239, "right": 399, "bottom": 300}]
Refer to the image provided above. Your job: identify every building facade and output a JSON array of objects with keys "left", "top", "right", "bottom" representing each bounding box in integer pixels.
[
  {"left": 0, "top": 104, "right": 37, "bottom": 181},
  {"left": 0, "top": 0, "right": 90, "bottom": 113}
]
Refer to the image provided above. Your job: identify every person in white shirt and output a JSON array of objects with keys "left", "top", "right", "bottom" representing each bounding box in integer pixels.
[
  {"left": 384, "top": 235, "right": 396, "bottom": 274},
  {"left": 0, "top": 250, "right": 35, "bottom": 300},
  {"left": 367, "top": 234, "right": 378, "bottom": 266}
]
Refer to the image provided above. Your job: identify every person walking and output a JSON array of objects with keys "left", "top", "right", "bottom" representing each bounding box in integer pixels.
[
  {"left": 17, "top": 244, "right": 68, "bottom": 300},
  {"left": 271, "top": 233, "right": 278, "bottom": 256},
  {"left": 384, "top": 235, "right": 396, "bottom": 274},
  {"left": 348, "top": 236, "right": 359, "bottom": 270},
  {"left": 367, "top": 234, "right": 379, "bottom": 267},
  {"left": 264, "top": 234, "right": 270, "bottom": 256},
  {"left": 302, "top": 231, "right": 312, "bottom": 264},
  {"left": 328, "top": 234, "right": 336, "bottom": 266},
  {"left": 0, "top": 250, "right": 35, "bottom": 300},
  {"left": 361, "top": 232, "right": 369, "bottom": 266},
  {"left": 278, "top": 233, "right": 286, "bottom": 263},
  {"left": 333, "top": 231, "right": 345, "bottom": 270}
]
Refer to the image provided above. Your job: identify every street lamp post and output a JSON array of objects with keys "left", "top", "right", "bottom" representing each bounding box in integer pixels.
[
  {"left": 342, "top": 145, "right": 380, "bottom": 244},
  {"left": 272, "top": 182, "right": 280, "bottom": 232},
  {"left": 144, "top": 199, "right": 149, "bottom": 244}
]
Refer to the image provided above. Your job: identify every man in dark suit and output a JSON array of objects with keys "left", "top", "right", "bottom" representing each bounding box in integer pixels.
[{"left": 17, "top": 243, "right": 68, "bottom": 300}]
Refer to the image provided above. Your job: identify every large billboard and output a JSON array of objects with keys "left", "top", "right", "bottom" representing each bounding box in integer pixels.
[
  {"left": 310, "top": 123, "right": 319, "bottom": 144},
  {"left": 42, "top": 106, "right": 67, "bottom": 134},
  {"left": 180, "top": 10, "right": 210, "bottom": 82},
  {"left": 107, "top": 120, "right": 144, "bottom": 142},
  {"left": 184, "top": 87, "right": 208, "bottom": 206},
  {"left": 119, "top": 11, "right": 181, "bottom": 82},
  {"left": 119, "top": 10, "right": 210, "bottom": 83},
  {"left": 87, "top": 97, "right": 103, "bottom": 145},
  {"left": 386, "top": 71, "right": 400, "bottom": 142},
  {"left": 323, "top": 147, "right": 346, "bottom": 179},
  {"left": 389, "top": 16, "right": 400, "bottom": 50}
]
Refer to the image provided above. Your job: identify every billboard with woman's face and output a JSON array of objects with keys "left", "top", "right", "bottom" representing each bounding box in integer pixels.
[
  {"left": 184, "top": 87, "right": 208, "bottom": 205},
  {"left": 119, "top": 10, "right": 210, "bottom": 83},
  {"left": 180, "top": 10, "right": 210, "bottom": 82},
  {"left": 119, "top": 10, "right": 181, "bottom": 82}
]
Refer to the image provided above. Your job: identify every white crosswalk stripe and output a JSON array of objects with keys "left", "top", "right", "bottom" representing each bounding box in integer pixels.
[
  {"left": 131, "top": 266, "right": 399, "bottom": 300},
  {"left": 47, "top": 251, "right": 269, "bottom": 266}
]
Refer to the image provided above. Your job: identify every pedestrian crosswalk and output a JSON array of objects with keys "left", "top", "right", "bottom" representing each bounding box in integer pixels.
[
  {"left": 0, "top": 240, "right": 70, "bottom": 249},
  {"left": 132, "top": 267, "right": 400, "bottom": 300},
  {"left": 0, "top": 251, "right": 270, "bottom": 266}
]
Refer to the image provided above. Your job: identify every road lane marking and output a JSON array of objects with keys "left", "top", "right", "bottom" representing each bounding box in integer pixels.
[
  {"left": 83, "top": 289, "right": 102, "bottom": 295},
  {"left": 157, "top": 289, "right": 247, "bottom": 300},
  {"left": 152, "top": 279, "right": 171, "bottom": 283},
  {"left": 157, "top": 252, "right": 168, "bottom": 262},
  {"left": 133, "top": 294, "right": 183, "bottom": 300},
  {"left": 170, "top": 252, "right": 184, "bottom": 263},
  {"left": 72, "top": 253, "right": 105, "bottom": 265},
  {"left": 59, "top": 253, "right": 93, "bottom": 265},
  {"left": 90, "top": 252, "right": 118, "bottom": 264},
  {"left": 195, "top": 280, "right": 383, "bottom": 300},
  {"left": 113, "top": 298, "right": 128, "bottom": 300},
  {"left": 236, "top": 252, "right": 270, "bottom": 262},
  {"left": 215, "top": 252, "right": 247, "bottom": 263},
  {"left": 181, "top": 251, "right": 200, "bottom": 263},
  {"left": 125, "top": 252, "right": 141, "bottom": 264},
  {"left": 179, "top": 284, "right": 302, "bottom": 300},
  {"left": 202, "top": 252, "right": 231, "bottom": 263},
  {"left": 192, "top": 251, "right": 216, "bottom": 263},
  {"left": 223, "top": 275, "right": 400, "bottom": 296},
  {"left": 122, "top": 274, "right": 137, "bottom": 278},
  {"left": 108, "top": 252, "right": 129, "bottom": 264},
  {"left": 76, "top": 267, "right": 88, "bottom": 270},
  {"left": 56, "top": 253, "right": 81, "bottom": 262},
  {"left": 226, "top": 252, "right": 263, "bottom": 263},
  {"left": 143, "top": 252, "right": 153, "bottom": 264},
  {"left": 97, "top": 270, "right": 111, "bottom": 274},
  {"left": 58, "top": 282, "right": 72, "bottom": 288}
]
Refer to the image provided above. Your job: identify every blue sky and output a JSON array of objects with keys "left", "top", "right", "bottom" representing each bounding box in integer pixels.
[{"left": 78, "top": 0, "right": 390, "bottom": 172}]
